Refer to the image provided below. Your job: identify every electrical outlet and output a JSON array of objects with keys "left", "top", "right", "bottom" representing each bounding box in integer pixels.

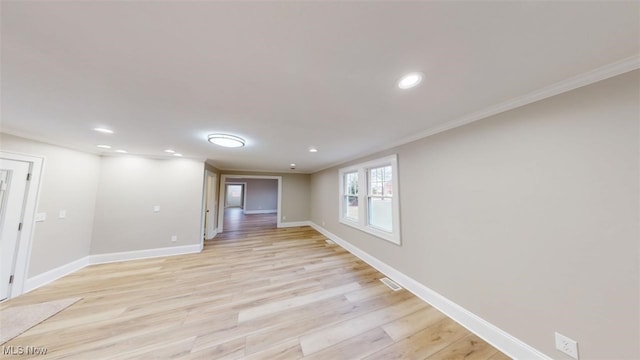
[
  {"left": 153, "top": 205, "right": 160, "bottom": 212},
  {"left": 59, "top": 210, "right": 66, "bottom": 219},
  {"left": 282, "top": 215, "right": 286, "bottom": 220},
  {"left": 555, "top": 332, "right": 579, "bottom": 359},
  {"left": 171, "top": 235, "right": 177, "bottom": 242}
]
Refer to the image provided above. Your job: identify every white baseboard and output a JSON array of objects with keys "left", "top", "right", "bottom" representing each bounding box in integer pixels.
[
  {"left": 308, "top": 222, "right": 551, "bottom": 360},
  {"left": 243, "top": 209, "right": 277, "bottom": 214},
  {"left": 23, "top": 244, "right": 202, "bottom": 295},
  {"left": 24, "top": 256, "right": 90, "bottom": 293},
  {"left": 88, "top": 244, "right": 202, "bottom": 265},
  {"left": 278, "top": 220, "right": 312, "bottom": 228}
]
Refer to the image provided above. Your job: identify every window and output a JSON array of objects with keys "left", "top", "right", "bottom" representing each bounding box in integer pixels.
[
  {"left": 338, "top": 155, "right": 400, "bottom": 244},
  {"left": 368, "top": 165, "right": 393, "bottom": 232}
]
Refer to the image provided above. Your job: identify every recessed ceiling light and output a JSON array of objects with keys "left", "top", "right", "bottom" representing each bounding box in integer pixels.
[
  {"left": 164, "top": 149, "right": 175, "bottom": 153},
  {"left": 398, "top": 72, "right": 423, "bottom": 89},
  {"left": 208, "top": 134, "right": 245, "bottom": 148},
  {"left": 309, "top": 147, "right": 318, "bottom": 153},
  {"left": 115, "top": 149, "right": 128, "bottom": 153},
  {"left": 94, "top": 127, "right": 114, "bottom": 134},
  {"left": 173, "top": 153, "right": 183, "bottom": 157},
  {"left": 96, "top": 145, "right": 112, "bottom": 149}
]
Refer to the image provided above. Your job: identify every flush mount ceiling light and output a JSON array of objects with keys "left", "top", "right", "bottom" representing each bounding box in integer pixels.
[
  {"left": 164, "top": 149, "right": 175, "bottom": 153},
  {"left": 96, "top": 144, "right": 112, "bottom": 149},
  {"left": 208, "top": 134, "right": 245, "bottom": 148},
  {"left": 115, "top": 149, "right": 128, "bottom": 153},
  {"left": 309, "top": 147, "right": 318, "bottom": 153},
  {"left": 173, "top": 153, "right": 183, "bottom": 157},
  {"left": 94, "top": 127, "right": 114, "bottom": 134},
  {"left": 397, "top": 72, "right": 423, "bottom": 89}
]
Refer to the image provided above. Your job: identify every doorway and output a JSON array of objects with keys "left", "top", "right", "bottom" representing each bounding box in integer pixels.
[
  {"left": 0, "top": 152, "right": 43, "bottom": 300},
  {"left": 218, "top": 175, "right": 281, "bottom": 233},
  {"left": 225, "top": 184, "right": 245, "bottom": 209},
  {"left": 203, "top": 171, "right": 217, "bottom": 240}
]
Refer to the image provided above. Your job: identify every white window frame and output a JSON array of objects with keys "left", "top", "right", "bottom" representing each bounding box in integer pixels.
[{"left": 338, "top": 154, "right": 401, "bottom": 245}]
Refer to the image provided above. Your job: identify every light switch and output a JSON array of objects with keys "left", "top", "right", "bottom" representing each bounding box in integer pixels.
[
  {"left": 153, "top": 206, "right": 160, "bottom": 213},
  {"left": 59, "top": 210, "right": 66, "bottom": 219},
  {"left": 35, "top": 213, "right": 47, "bottom": 222}
]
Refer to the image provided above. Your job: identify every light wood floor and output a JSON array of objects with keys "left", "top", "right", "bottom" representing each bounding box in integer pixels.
[
  {"left": 1, "top": 226, "right": 510, "bottom": 359},
  {"left": 223, "top": 207, "right": 277, "bottom": 232}
]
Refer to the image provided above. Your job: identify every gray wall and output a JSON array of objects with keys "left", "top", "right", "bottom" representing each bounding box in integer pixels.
[
  {"left": 233, "top": 178, "right": 278, "bottom": 212},
  {"left": 0, "top": 133, "right": 100, "bottom": 277},
  {"left": 310, "top": 70, "right": 639, "bottom": 359},
  {"left": 91, "top": 156, "right": 204, "bottom": 254},
  {"left": 222, "top": 171, "right": 310, "bottom": 223}
]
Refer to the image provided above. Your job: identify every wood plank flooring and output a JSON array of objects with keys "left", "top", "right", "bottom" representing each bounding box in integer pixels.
[
  {"left": 223, "top": 207, "right": 277, "bottom": 232},
  {"left": 0, "top": 226, "right": 510, "bottom": 359}
]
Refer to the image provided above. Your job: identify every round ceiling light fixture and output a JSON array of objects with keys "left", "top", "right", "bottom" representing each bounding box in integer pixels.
[
  {"left": 94, "top": 127, "right": 114, "bottom": 134},
  {"left": 208, "top": 134, "right": 246, "bottom": 148},
  {"left": 397, "top": 72, "right": 423, "bottom": 89}
]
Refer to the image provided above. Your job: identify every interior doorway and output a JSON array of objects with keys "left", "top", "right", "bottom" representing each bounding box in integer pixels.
[
  {"left": 203, "top": 171, "right": 217, "bottom": 240},
  {"left": 218, "top": 175, "right": 281, "bottom": 233},
  {"left": 0, "top": 152, "right": 43, "bottom": 300},
  {"left": 225, "top": 183, "right": 245, "bottom": 209}
]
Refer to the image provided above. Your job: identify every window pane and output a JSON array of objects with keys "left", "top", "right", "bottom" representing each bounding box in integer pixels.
[
  {"left": 344, "top": 172, "right": 358, "bottom": 196},
  {"left": 344, "top": 195, "right": 358, "bottom": 220},
  {"left": 369, "top": 165, "right": 392, "bottom": 197},
  {"left": 368, "top": 197, "right": 392, "bottom": 232}
]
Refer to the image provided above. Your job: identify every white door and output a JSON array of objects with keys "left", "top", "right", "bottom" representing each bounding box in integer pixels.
[
  {"left": 0, "top": 159, "right": 31, "bottom": 301},
  {"left": 205, "top": 172, "right": 217, "bottom": 239}
]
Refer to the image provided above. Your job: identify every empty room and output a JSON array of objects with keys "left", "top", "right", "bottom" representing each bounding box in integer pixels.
[{"left": 0, "top": 1, "right": 638, "bottom": 359}]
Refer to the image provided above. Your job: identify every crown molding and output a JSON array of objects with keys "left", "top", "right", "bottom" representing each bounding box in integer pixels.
[{"left": 314, "top": 55, "right": 640, "bottom": 173}]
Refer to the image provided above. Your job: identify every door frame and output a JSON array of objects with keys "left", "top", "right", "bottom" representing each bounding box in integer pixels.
[
  {"left": 203, "top": 170, "right": 218, "bottom": 240},
  {"left": 0, "top": 151, "right": 44, "bottom": 299},
  {"left": 224, "top": 182, "right": 246, "bottom": 210},
  {"left": 218, "top": 175, "right": 282, "bottom": 233}
]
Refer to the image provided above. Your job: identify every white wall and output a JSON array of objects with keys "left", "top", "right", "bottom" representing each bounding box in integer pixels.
[
  {"left": 90, "top": 156, "right": 204, "bottom": 254},
  {"left": 0, "top": 133, "right": 100, "bottom": 277},
  {"left": 310, "top": 70, "right": 639, "bottom": 359}
]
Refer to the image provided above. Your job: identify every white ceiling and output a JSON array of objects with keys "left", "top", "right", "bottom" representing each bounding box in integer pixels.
[{"left": 1, "top": 1, "right": 638, "bottom": 173}]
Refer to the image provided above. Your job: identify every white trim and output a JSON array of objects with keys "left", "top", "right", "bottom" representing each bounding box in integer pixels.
[
  {"left": 309, "top": 222, "right": 552, "bottom": 360},
  {"left": 278, "top": 220, "right": 312, "bottom": 228},
  {"left": 203, "top": 170, "right": 218, "bottom": 240},
  {"left": 23, "top": 256, "right": 89, "bottom": 293},
  {"left": 218, "top": 175, "right": 282, "bottom": 232},
  {"left": 243, "top": 209, "right": 277, "bottom": 214},
  {"left": 23, "top": 244, "right": 202, "bottom": 294},
  {"left": 316, "top": 55, "right": 640, "bottom": 173},
  {"left": 0, "top": 151, "right": 45, "bottom": 299},
  {"left": 88, "top": 244, "right": 201, "bottom": 265}
]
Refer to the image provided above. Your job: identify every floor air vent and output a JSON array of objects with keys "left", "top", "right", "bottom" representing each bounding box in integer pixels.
[{"left": 380, "top": 277, "right": 402, "bottom": 291}]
